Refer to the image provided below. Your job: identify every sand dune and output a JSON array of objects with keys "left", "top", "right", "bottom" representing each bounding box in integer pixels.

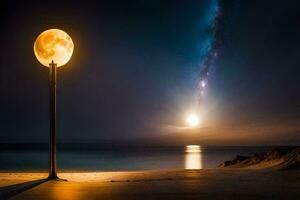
[{"left": 219, "top": 146, "right": 300, "bottom": 170}]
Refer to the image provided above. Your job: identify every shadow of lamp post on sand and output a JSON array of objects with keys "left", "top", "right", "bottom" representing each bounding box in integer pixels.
[{"left": 34, "top": 29, "right": 74, "bottom": 179}]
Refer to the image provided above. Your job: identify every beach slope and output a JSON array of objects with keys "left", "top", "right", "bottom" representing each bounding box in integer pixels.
[{"left": 1, "top": 169, "right": 300, "bottom": 200}]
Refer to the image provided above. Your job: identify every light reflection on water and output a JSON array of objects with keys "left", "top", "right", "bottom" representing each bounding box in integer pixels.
[
  {"left": 0, "top": 145, "right": 274, "bottom": 170},
  {"left": 185, "top": 145, "right": 202, "bottom": 169}
]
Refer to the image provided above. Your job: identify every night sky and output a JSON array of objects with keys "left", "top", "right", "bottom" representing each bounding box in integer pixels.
[{"left": 0, "top": 0, "right": 299, "bottom": 145}]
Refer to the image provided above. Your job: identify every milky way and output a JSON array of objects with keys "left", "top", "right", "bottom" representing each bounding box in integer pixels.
[{"left": 197, "top": 0, "right": 228, "bottom": 107}]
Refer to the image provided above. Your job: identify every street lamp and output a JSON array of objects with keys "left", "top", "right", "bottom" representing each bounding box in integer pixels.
[{"left": 34, "top": 29, "right": 74, "bottom": 179}]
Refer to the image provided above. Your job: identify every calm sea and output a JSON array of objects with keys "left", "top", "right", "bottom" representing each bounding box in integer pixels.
[{"left": 0, "top": 144, "right": 274, "bottom": 171}]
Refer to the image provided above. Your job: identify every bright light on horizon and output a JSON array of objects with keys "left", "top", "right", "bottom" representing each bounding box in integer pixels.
[
  {"left": 186, "top": 145, "right": 201, "bottom": 153},
  {"left": 186, "top": 114, "right": 200, "bottom": 128}
]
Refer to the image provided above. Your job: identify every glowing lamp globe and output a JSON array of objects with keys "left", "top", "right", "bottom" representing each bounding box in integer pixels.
[
  {"left": 186, "top": 114, "right": 200, "bottom": 128},
  {"left": 34, "top": 29, "right": 74, "bottom": 67}
]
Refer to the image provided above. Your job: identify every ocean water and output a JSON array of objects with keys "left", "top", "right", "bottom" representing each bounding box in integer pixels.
[{"left": 0, "top": 144, "right": 274, "bottom": 171}]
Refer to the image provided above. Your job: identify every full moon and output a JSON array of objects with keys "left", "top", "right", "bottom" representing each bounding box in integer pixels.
[
  {"left": 186, "top": 114, "right": 200, "bottom": 128},
  {"left": 34, "top": 29, "right": 74, "bottom": 67}
]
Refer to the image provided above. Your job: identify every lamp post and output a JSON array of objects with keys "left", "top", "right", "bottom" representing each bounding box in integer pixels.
[
  {"left": 34, "top": 29, "right": 74, "bottom": 179},
  {"left": 49, "top": 60, "right": 57, "bottom": 178}
]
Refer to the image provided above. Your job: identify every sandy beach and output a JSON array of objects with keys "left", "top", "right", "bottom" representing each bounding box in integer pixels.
[{"left": 0, "top": 169, "right": 299, "bottom": 200}]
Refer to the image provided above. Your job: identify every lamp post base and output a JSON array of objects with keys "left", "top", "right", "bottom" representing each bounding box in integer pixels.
[
  {"left": 48, "top": 175, "right": 58, "bottom": 179},
  {"left": 47, "top": 176, "right": 68, "bottom": 181}
]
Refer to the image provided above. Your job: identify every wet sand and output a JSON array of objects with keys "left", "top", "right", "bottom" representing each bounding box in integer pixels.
[{"left": 1, "top": 169, "right": 300, "bottom": 200}]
